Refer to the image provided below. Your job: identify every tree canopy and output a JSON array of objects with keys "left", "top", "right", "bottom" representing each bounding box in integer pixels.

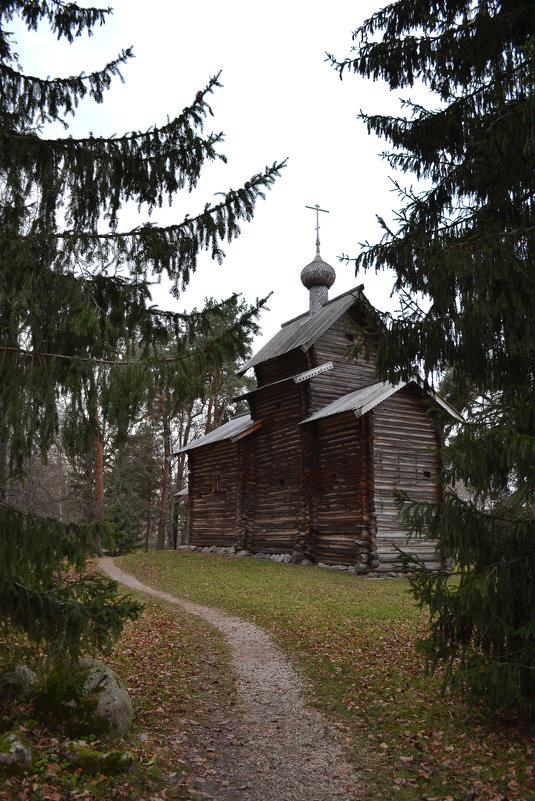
[
  {"left": 0, "top": 0, "right": 284, "bottom": 671},
  {"left": 332, "top": 0, "right": 535, "bottom": 709}
]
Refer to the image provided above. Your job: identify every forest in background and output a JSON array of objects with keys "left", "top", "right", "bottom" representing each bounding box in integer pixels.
[{"left": 2, "top": 305, "right": 256, "bottom": 554}]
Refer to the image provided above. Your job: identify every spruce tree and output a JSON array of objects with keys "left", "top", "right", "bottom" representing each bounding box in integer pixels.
[
  {"left": 332, "top": 1, "right": 535, "bottom": 708},
  {"left": 0, "top": 1, "right": 284, "bottom": 672}
]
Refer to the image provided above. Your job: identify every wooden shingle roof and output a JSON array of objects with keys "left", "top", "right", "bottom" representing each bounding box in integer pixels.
[
  {"left": 177, "top": 414, "right": 261, "bottom": 453},
  {"left": 300, "top": 379, "right": 464, "bottom": 424},
  {"left": 236, "top": 285, "right": 375, "bottom": 375}
]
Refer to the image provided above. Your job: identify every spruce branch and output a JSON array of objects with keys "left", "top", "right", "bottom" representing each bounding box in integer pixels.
[{"left": 0, "top": 49, "right": 133, "bottom": 126}]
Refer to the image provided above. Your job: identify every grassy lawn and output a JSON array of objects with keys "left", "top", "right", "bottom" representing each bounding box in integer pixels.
[{"left": 118, "top": 550, "right": 535, "bottom": 801}]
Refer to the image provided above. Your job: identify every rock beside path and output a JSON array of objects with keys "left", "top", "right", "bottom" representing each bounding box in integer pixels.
[
  {"left": 78, "top": 658, "right": 133, "bottom": 738},
  {"left": 33, "top": 657, "right": 132, "bottom": 740},
  {"left": 0, "top": 732, "right": 35, "bottom": 773}
]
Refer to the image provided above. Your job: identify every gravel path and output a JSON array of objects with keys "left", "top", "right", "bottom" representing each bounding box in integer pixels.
[{"left": 99, "top": 558, "right": 363, "bottom": 801}]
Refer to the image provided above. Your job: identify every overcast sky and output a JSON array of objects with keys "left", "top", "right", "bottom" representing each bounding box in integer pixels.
[{"left": 12, "top": 0, "right": 422, "bottom": 351}]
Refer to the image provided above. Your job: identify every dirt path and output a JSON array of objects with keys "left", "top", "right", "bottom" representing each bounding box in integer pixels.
[{"left": 99, "top": 558, "right": 363, "bottom": 801}]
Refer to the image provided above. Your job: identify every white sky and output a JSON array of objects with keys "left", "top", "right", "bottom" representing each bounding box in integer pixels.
[{"left": 11, "top": 0, "right": 423, "bottom": 352}]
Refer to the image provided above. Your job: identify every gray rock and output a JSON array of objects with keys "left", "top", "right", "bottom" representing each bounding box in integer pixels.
[
  {"left": 336, "top": 565, "right": 349, "bottom": 571},
  {"left": 236, "top": 549, "right": 250, "bottom": 557},
  {"left": 317, "top": 562, "right": 329, "bottom": 568},
  {"left": 347, "top": 566, "right": 356, "bottom": 574},
  {"left": 78, "top": 658, "right": 133, "bottom": 738},
  {"left": 60, "top": 740, "right": 136, "bottom": 774},
  {"left": 282, "top": 554, "right": 292, "bottom": 564},
  {"left": 201, "top": 546, "right": 211, "bottom": 553},
  {"left": 253, "top": 552, "right": 267, "bottom": 558},
  {"left": 0, "top": 665, "right": 36, "bottom": 698},
  {"left": 300, "top": 558, "right": 313, "bottom": 566},
  {"left": 0, "top": 732, "right": 34, "bottom": 772},
  {"left": 270, "top": 554, "right": 284, "bottom": 562}
]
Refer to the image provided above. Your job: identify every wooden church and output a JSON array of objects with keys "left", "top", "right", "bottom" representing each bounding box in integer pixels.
[{"left": 179, "top": 236, "right": 461, "bottom": 574}]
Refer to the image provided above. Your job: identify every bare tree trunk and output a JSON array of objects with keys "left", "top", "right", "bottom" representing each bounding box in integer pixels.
[{"left": 171, "top": 402, "right": 197, "bottom": 547}]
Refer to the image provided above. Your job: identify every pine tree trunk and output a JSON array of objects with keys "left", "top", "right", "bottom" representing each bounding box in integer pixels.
[
  {"left": 213, "top": 398, "right": 227, "bottom": 430},
  {"left": 144, "top": 493, "right": 151, "bottom": 553},
  {"left": 0, "top": 441, "right": 6, "bottom": 505},
  {"left": 204, "top": 391, "right": 213, "bottom": 434},
  {"left": 172, "top": 452, "right": 187, "bottom": 547},
  {"left": 94, "top": 410, "right": 104, "bottom": 558},
  {"left": 156, "top": 395, "right": 170, "bottom": 550}
]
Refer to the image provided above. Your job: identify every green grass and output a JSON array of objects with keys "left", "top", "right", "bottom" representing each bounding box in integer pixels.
[{"left": 118, "top": 550, "right": 535, "bottom": 801}]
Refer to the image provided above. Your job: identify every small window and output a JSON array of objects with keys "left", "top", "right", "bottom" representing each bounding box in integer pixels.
[
  {"left": 345, "top": 332, "right": 356, "bottom": 342},
  {"left": 211, "top": 474, "right": 221, "bottom": 493},
  {"left": 280, "top": 479, "right": 286, "bottom": 486},
  {"left": 275, "top": 401, "right": 282, "bottom": 409},
  {"left": 423, "top": 470, "right": 431, "bottom": 479}
]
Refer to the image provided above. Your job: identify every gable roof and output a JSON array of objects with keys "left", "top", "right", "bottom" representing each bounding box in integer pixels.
[
  {"left": 237, "top": 285, "right": 375, "bottom": 375},
  {"left": 180, "top": 380, "right": 462, "bottom": 456},
  {"left": 300, "top": 379, "right": 464, "bottom": 424},
  {"left": 177, "top": 414, "right": 261, "bottom": 454}
]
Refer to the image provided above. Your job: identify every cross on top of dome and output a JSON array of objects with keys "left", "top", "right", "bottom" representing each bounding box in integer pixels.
[{"left": 300, "top": 204, "right": 336, "bottom": 313}]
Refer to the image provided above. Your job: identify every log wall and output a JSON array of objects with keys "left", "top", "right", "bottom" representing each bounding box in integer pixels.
[
  {"left": 311, "top": 411, "right": 372, "bottom": 566},
  {"left": 310, "top": 312, "right": 379, "bottom": 412},
  {"left": 247, "top": 381, "right": 303, "bottom": 553},
  {"left": 372, "top": 384, "right": 443, "bottom": 571},
  {"left": 236, "top": 436, "right": 255, "bottom": 550},
  {"left": 254, "top": 349, "right": 309, "bottom": 388},
  {"left": 187, "top": 441, "right": 239, "bottom": 547}
]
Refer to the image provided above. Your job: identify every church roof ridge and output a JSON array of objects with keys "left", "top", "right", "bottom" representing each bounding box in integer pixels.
[
  {"left": 300, "top": 378, "right": 465, "bottom": 425},
  {"left": 281, "top": 284, "right": 364, "bottom": 328},
  {"left": 237, "top": 283, "right": 374, "bottom": 375}
]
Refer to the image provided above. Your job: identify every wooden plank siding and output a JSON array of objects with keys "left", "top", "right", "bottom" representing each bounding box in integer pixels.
[
  {"left": 247, "top": 381, "right": 303, "bottom": 553},
  {"left": 254, "top": 349, "right": 310, "bottom": 388},
  {"left": 310, "top": 312, "right": 379, "bottom": 412},
  {"left": 236, "top": 435, "right": 255, "bottom": 550},
  {"left": 188, "top": 440, "right": 239, "bottom": 547},
  {"left": 372, "top": 385, "right": 443, "bottom": 571},
  {"left": 310, "top": 411, "right": 373, "bottom": 566}
]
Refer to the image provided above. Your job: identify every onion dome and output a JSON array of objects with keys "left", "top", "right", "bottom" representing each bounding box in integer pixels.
[{"left": 300, "top": 246, "right": 336, "bottom": 314}]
